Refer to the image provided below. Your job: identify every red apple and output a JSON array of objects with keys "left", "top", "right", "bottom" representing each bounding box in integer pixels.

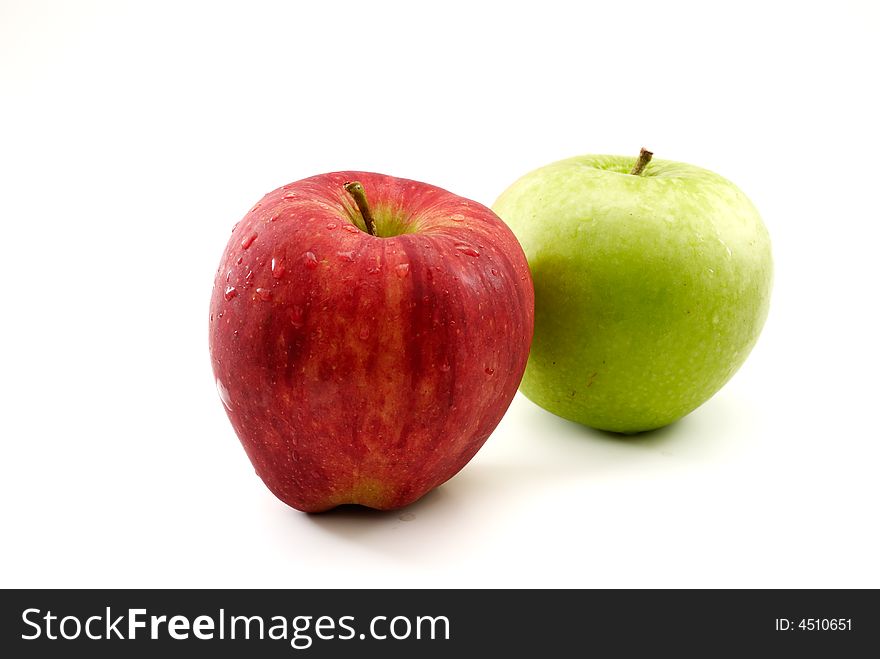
[{"left": 209, "top": 172, "right": 533, "bottom": 512}]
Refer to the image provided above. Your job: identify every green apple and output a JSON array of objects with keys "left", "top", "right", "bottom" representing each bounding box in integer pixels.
[{"left": 492, "top": 150, "right": 772, "bottom": 433}]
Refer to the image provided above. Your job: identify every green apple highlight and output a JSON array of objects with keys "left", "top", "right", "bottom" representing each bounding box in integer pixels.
[{"left": 493, "top": 150, "right": 772, "bottom": 433}]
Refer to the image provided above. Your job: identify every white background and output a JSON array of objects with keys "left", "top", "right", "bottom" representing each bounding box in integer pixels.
[{"left": 2, "top": 0, "right": 878, "bottom": 588}]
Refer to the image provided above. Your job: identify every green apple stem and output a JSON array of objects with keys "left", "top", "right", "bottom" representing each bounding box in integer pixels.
[
  {"left": 343, "top": 181, "right": 377, "bottom": 236},
  {"left": 630, "top": 148, "right": 654, "bottom": 176}
]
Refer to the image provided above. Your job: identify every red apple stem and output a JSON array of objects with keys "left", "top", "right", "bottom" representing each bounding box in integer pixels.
[
  {"left": 630, "top": 148, "right": 653, "bottom": 176},
  {"left": 343, "top": 181, "right": 377, "bottom": 236}
]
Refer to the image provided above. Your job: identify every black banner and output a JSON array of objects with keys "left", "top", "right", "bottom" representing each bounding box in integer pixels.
[{"left": 1, "top": 589, "right": 876, "bottom": 656}]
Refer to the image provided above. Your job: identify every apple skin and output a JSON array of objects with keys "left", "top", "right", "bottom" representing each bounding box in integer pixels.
[
  {"left": 209, "top": 172, "right": 533, "bottom": 512},
  {"left": 492, "top": 155, "right": 772, "bottom": 433}
]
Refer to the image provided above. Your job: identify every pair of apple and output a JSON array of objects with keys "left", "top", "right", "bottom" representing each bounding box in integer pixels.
[{"left": 209, "top": 150, "right": 772, "bottom": 512}]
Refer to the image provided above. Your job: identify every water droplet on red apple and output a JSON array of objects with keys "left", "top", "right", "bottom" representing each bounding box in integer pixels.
[
  {"left": 225, "top": 269, "right": 232, "bottom": 282},
  {"left": 231, "top": 222, "right": 239, "bottom": 234},
  {"left": 269, "top": 212, "right": 281, "bottom": 222},
  {"left": 367, "top": 265, "right": 381, "bottom": 274},
  {"left": 450, "top": 213, "right": 465, "bottom": 222},
  {"left": 359, "top": 326, "right": 370, "bottom": 340},
  {"left": 216, "top": 378, "right": 233, "bottom": 410},
  {"left": 236, "top": 256, "right": 243, "bottom": 265},
  {"left": 303, "top": 252, "right": 318, "bottom": 269},
  {"left": 439, "top": 362, "right": 451, "bottom": 372},
  {"left": 271, "top": 257, "right": 286, "bottom": 278},
  {"left": 342, "top": 224, "right": 358, "bottom": 233},
  {"left": 395, "top": 263, "right": 410, "bottom": 278},
  {"left": 250, "top": 203, "right": 261, "bottom": 213},
  {"left": 224, "top": 286, "right": 238, "bottom": 301},
  {"left": 456, "top": 244, "right": 480, "bottom": 257},
  {"left": 283, "top": 191, "right": 297, "bottom": 200},
  {"left": 256, "top": 287, "right": 272, "bottom": 301},
  {"left": 490, "top": 268, "right": 499, "bottom": 276},
  {"left": 485, "top": 366, "right": 495, "bottom": 376},
  {"left": 244, "top": 270, "right": 254, "bottom": 284},
  {"left": 241, "top": 233, "right": 257, "bottom": 249},
  {"left": 326, "top": 223, "right": 337, "bottom": 230},
  {"left": 337, "top": 251, "right": 355, "bottom": 262},
  {"left": 290, "top": 305, "right": 304, "bottom": 328}
]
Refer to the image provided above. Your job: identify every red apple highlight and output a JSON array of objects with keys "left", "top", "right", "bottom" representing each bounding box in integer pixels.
[{"left": 209, "top": 172, "right": 534, "bottom": 512}]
